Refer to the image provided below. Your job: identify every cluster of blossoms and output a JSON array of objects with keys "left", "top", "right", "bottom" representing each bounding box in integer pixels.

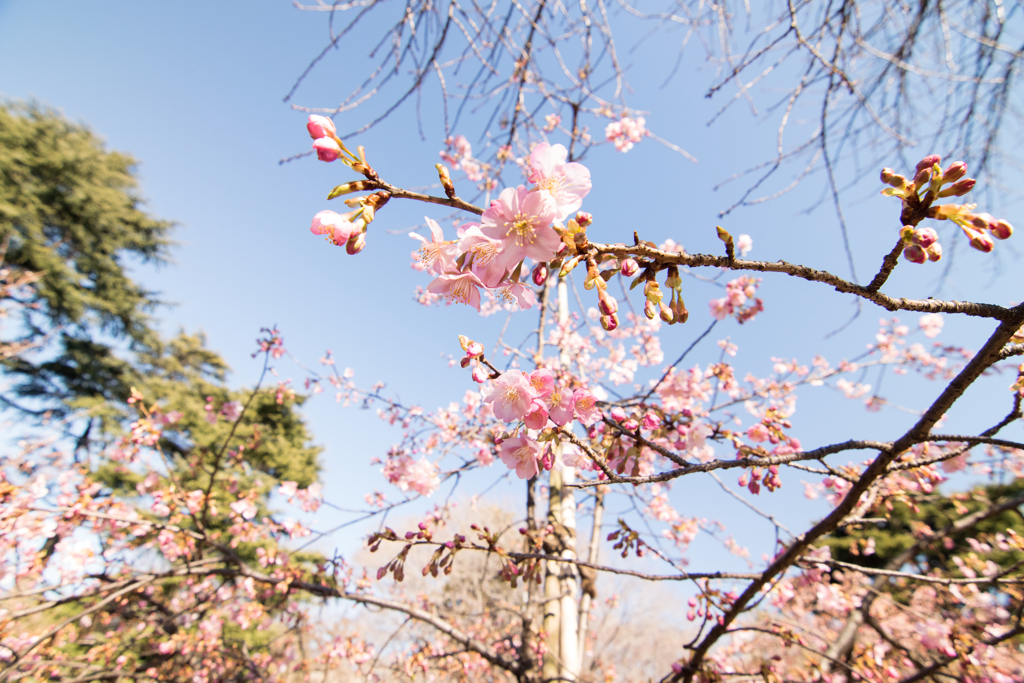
[
  {"left": 479, "top": 366, "right": 601, "bottom": 479},
  {"left": 416, "top": 142, "right": 593, "bottom": 310},
  {"left": 900, "top": 225, "right": 942, "bottom": 263},
  {"left": 604, "top": 115, "right": 648, "bottom": 152},
  {"left": 709, "top": 276, "right": 763, "bottom": 323},
  {"left": 306, "top": 115, "right": 390, "bottom": 254},
  {"left": 881, "top": 154, "right": 1013, "bottom": 256}
]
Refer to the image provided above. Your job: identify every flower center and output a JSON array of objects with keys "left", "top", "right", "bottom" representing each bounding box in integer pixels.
[
  {"left": 471, "top": 242, "right": 498, "bottom": 265},
  {"left": 447, "top": 278, "right": 472, "bottom": 304},
  {"left": 507, "top": 213, "right": 537, "bottom": 246},
  {"left": 513, "top": 445, "right": 534, "bottom": 467},
  {"left": 501, "top": 386, "right": 521, "bottom": 407}
]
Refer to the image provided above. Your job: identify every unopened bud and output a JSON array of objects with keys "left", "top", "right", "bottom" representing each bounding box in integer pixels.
[
  {"left": 903, "top": 244, "right": 926, "bottom": 264},
  {"left": 644, "top": 299, "right": 657, "bottom": 320},
  {"left": 472, "top": 366, "right": 488, "bottom": 383},
  {"left": 942, "top": 161, "right": 967, "bottom": 183},
  {"left": 307, "top": 115, "right": 337, "bottom": 140},
  {"left": 466, "top": 341, "right": 484, "bottom": 357},
  {"left": 927, "top": 243, "right": 943, "bottom": 262},
  {"left": 659, "top": 302, "right": 675, "bottom": 324},
  {"left": 971, "top": 212, "right": 996, "bottom": 230},
  {"left": 313, "top": 137, "right": 343, "bottom": 162},
  {"left": 346, "top": 231, "right": 366, "bottom": 255},
  {"left": 946, "top": 178, "right": 975, "bottom": 197},
  {"left": 435, "top": 164, "right": 456, "bottom": 199},
  {"left": 880, "top": 168, "right": 896, "bottom": 184},
  {"left": 916, "top": 154, "right": 941, "bottom": 173},
  {"left": 327, "top": 180, "right": 373, "bottom": 199},
  {"left": 600, "top": 313, "right": 619, "bottom": 331},
  {"left": 575, "top": 211, "right": 593, "bottom": 228},
  {"left": 598, "top": 291, "right": 618, "bottom": 316},
  {"left": 969, "top": 232, "right": 995, "bottom": 253},
  {"left": 584, "top": 267, "right": 600, "bottom": 290},
  {"left": 900, "top": 225, "right": 916, "bottom": 242},
  {"left": 459, "top": 335, "right": 471, "bottom": 351},
  {"left": 672, "top": 298, "right": 689, "bottom": 324},
  {"left": 532, "top": 263, "right": 548, "bottom": 286},
  {"left": 460, "top": 356, "right": 471, "bottom": 368},
  {"left": 665, "top": 265, "right": 682, "bottom": 291},
  {"left": 574, "top": 232, "right": 589, "bottom": 251},
  {"left": 993, "top": 219, "right": 1013, "bottom": 240},
  {"left": 559, "top": 257, "right": 580, "bottom": 278},
  {"left": 913, "top": 168, "right": 931, "bottom": 188},
  {"left": 888, "top": 174, "right": 907, "bottom": 188},
  {"left": 620, "top": 258, "right": 640, "bottom": 277},
  {"left": 913, "top": 227, "right": 938, "bottom": 248}
]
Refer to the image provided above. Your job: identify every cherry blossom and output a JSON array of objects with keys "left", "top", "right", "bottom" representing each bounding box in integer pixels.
[
  {"left": 527, "top": 142, "right": 592, "bottom": 221},
  {"left": 498, "top": 436, "right": 541, "bottom": 479}
]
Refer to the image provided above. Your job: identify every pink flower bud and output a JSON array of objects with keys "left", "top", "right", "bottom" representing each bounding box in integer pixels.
[
  {"left": 942, "top": 161, "right": 966, "bottom": 183},
  {"left": 575, "top": 211, "right": 593, "bottom": 228},
  {"left": 949, "top": 178, "right": 975, "bottom": 196},
  {"left": 644, "top": 299, "right": 657, "bottom": 320},
  {"left": 600, "top": 314, "right": 618, "bottom": 331},
  {"left": 466, "top": 341, "right": 484, "bottom": 357},
  {"left": 642, "top": 413, "right": 661, "bottom": 430},
  {"left": 913, "top": 227, "right": 938, "bottom": 248},
  {"left": 610, "top": 407, "right": 627, "bottom": 422},
  {"left": 621, "top": 418, "right": 639, "bottom": 431},
  {"left": 659, "top": 301, "right": 675, "bottom": 324},
  {"left": 346, "top": 231, "right": 366, "bottom": 255},
  {"left": 619, "top": 258, "right": 639, "bottom": 277},
  {"left": 880, "top": 167, "right": 895, "bottom": 184},
  {"left": 916, "top": 154, "right": 941, "bottom": 172},
  {"left": 913, "top": 167, "right": 931, "bottom": 188},
  {"left": 971, "top": 212, "right": 996, "bottom": 230},
  {"left": 471, "top": 367, "right": 488, "bottom": 383},
  {"left": 313, "top": 137, "right": 342, "bottom": 162},
  {"left": 926, "top": 243, "right": 942, "bottom": 262},
  {"left": 532, "top": 263, "right": 548, "bottom": 286},
  {"left": 993, "top": 219, "right": 1013, "bottom": 240},
  {"left": 969, "top": 232, "right": 994, "bottom": 253},
  {"left": 307, "top": 115, "right": 337, "bottom": 140},
  {"left": 598, "top": 292, "right": 618, "bottom": 316},
  {"left": 903, "top": 244, "right": 926, "bottom": 264}
]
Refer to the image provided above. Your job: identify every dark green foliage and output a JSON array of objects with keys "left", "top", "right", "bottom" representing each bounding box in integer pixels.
[
  {"left": 824, "top": 478, "right": 1024, "bottom": 572},
  {"left": 0, "top": 101, "right": 172, "bottom": 418}
]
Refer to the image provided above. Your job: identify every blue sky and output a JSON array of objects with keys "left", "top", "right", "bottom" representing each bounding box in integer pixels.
[{"left": 2, "top": 0, "right": 1022, "bottom": 574}]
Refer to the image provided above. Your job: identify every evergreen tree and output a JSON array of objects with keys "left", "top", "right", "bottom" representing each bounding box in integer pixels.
[{"left": 0, "top": 101, "right": 172, "bottom": 422}]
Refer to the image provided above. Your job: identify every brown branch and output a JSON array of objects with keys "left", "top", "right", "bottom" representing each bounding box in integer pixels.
[{"left": 672, "top": 305, "right": 1024, "bottom": 682}]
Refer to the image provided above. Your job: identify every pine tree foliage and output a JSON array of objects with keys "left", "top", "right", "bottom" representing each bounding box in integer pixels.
[{"left": 0, "top": 102, "right": 173, "bottom": 418}]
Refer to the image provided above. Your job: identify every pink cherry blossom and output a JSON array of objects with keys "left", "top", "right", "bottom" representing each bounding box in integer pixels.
[
  {"left": 573, "top": 388, "right": 601, "bottom": 425},
  {"left": 229, "top": 498, "right": 258, "bottom": 521},
  {"left": 527, "top": 142, "right": 592, "bottom": 222},
  {"left": 310, "top": 210, "right": 357, "bottom": 246},
  {"left": 528, "top": 369, "right": 554, "bottom": 398},
  {"left": 426, "top": 271, "right": 486, "bottom": 310},
  {"left": 747, "top": 424, "right": 769, "bottom": 442},
  {"left": 605, "top": 116, "right": 648, "bottom": 152},
  {"left": 410, "top": 217, "right": 459, "bottom": 275},
  {"left": 306, "top": 115, "right": 337, "bottom": 139},
  {"left": 498, "top": 436, "right": 541, "bottom": 479},
  {"left": 221, "top": 401, "right": 243, "bottom": 421},
  {"left": 560, "top": 443, "right": 592, "bottom": 470},
  {"left": 482, "top": 370, "right": 537, "bottom": 422},
  {"left": 524, "top": 400, "right": 549, "bottom": 429},
  {"left": 545, "top": 385, "right": 575, "bottom": 426},
  {"left": 313, "top": 137, "right": 342, "bottom": 162},
  {"left": 458, "top": 224, "right": 507, "bottom": 287},
  {"left": 495, "top": 281, "right": 539, "bottom": 310},
  {"left": 480, "top": 186, "right": 560, "bottom": 269},
  {"left": 919, "top": 313, "right": 944, "bottom": 338}
]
